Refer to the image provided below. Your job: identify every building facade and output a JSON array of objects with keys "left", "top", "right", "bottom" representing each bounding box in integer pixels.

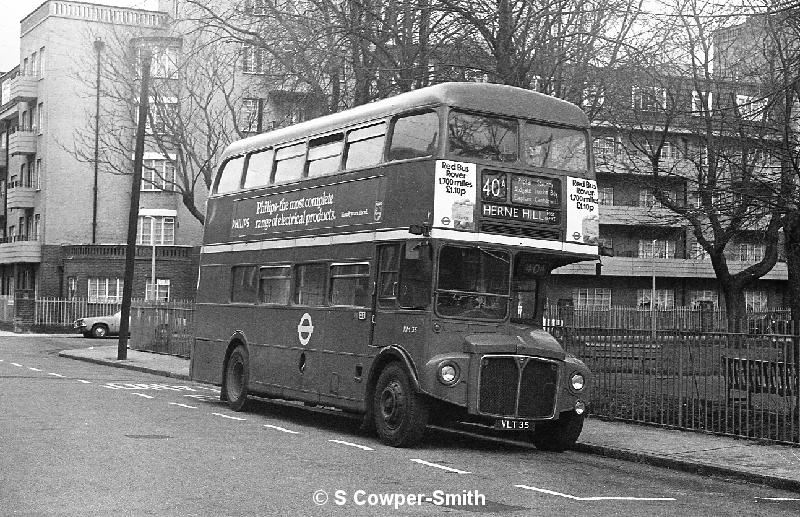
[{"left": 0, "top": 1, "right": 204, "bottom": 303}]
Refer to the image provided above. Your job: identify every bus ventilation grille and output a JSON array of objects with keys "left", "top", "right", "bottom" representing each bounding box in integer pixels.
[
  {"left": 480, "top": 223, "right": 560, "bottom": 241},
  {"left": 478, "top": 356, "right": 557, "bottom": 419}
]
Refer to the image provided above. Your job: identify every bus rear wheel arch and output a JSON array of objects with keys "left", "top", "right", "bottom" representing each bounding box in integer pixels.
[
  {"left": 373, "top": 362, "right": 429, "bottom": 447},
  {"left": 223, "top": 344, "right": 250, "bottom": 412}
]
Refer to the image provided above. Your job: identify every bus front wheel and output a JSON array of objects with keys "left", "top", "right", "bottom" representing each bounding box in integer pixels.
[
  {"left": 224, "top": 345, "right": 250, "bottom": 412},
  {"left": 530, "top": 411, "right": 584, "bottom": 452},
  {"left": 373, "top": 363, "right": 429, "bottom": 447}
]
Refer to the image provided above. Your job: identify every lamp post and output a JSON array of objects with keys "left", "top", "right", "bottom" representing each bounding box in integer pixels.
[
  {"left": 147, "top": 215, "right": 156, "bottom": 301},
  {"left": 651, "top": 238, "right": 657, "bottom": 340}
]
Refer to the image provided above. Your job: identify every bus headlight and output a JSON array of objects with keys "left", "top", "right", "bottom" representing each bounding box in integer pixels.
[
  {"left": 570, "top": 372, "right": 585, "bottom": 391},
  {"left": 575, "top": 400, "right": 586, "bottom": 415},
  {"left": 438, "top": 362, "right": 460, "bottom": 386}
]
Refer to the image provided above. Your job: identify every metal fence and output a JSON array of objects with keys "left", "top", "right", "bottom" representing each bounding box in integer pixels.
[
  {"left": 35, "top": 297, "right": 122, "bottom": 327},
  {"left": 129, "top": 301, "right": 194, "bottom": 358},
  {"left": 554, "top": 320, "right": 800, "bottom": 445},
  {"left": 545, "top": 306, "right": 792, "bottom": 333}
]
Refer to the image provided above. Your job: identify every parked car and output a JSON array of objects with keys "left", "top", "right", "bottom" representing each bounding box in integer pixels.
[{"left": 74, "top": 311, "right": 122, "bottom": 338}]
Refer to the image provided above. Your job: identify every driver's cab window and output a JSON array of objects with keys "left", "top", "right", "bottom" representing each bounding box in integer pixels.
[{"left": 378, "top": 242, "right": 432, "bottom": 309}]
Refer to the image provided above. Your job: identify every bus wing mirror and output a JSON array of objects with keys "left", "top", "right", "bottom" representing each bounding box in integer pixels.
[{"left": 600, "top": 245, "right": 614, "bottom": 257}]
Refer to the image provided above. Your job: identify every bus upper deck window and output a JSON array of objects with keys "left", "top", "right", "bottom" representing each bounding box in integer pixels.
[
  {"left": 523, "top": 123, "right": 588, "bottom": 172},
  {"left": 215, "top": 156, "right": 245, "bottom": 194},
  {"left": 307, "top": 134, "right": 344, "bottom": 177},
  {"left": 345, "top": 123, "right": 386, "bottom": 169},
  {"left": 389, "top": 111, "right": 438, "bottom": 161},
  {"left": 273, "top": 142, "right": 306, "bottom": 184},
  {"left": 448, "top": 110, "right": 518, "bottom": 163},
  {"left": 243, "top": 149, "right": 275, "bottom": 189}
]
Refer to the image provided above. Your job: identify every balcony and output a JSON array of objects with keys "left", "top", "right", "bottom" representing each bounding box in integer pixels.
[
  {"left": 599, "top": 204, "right": 684, "bottom": 228},
  {"left": 8, "top": 131, "right": 36, "bottom": 155},
  {"left": 554, "top": 257, "right": 788, "bottom": 280},
  {"left": 8, "top": 75, "right": 38, "bottom": 102},
  {"left": 6, "top": 184, "right": 36, "bottom": 209},
  {"left": 0, "top": 236, "right": 42, "bottom": 264}
]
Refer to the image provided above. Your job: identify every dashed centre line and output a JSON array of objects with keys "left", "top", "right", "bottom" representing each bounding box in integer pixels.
[
  {"left": 410, "top": 459, "right": 470, "bottom": 474},
  {"left": 264, "top": 424, "right": 300, "bottom": 434},
  {"left": 28, "top": 367, "right": 42, "bottom": 372},
  {"left": 169, "top": 402, "right": 198, "bottom": 409},
  {"left": 77, "top": 380, "right": 91, "bottom": 384},
  {"left": 11, "top": 363, "right": 22, "bottom": 367},
  {"left": 328, "top": 439, "right": 373, "bottom": 451},
  {"left": 131, "top": 393, "right": 154, "bottom": 399},
  {"left": 48, "top": 373, "right": 65, "bottom": 378},
  {"left": 212, "top": 412, "right": 246, "bottom": 421},
  {"left": 515, "top": 485, "right": 676, "bottom": 501}
]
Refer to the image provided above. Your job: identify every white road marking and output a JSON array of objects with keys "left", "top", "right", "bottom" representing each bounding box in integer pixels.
[
  {"left": 48, "top": 373, "right": 65, "bottom": 378},
  {"left": 77, "top": 380, "right": 91, "bottom": 384},
  {"left": 169, "top": 402, "right": 197, "bottom": 409},
  {"left": 410, "top": 459, "right": 470, "bottom": 474},
  {"left": 194, "top": 386, "right": 221, "bottom": 393},
  {"left": 28, "top": 367, "right": 42, "bottom": 372},
  {"left": 184, "top": 394, "right": 217, "bottom": 401},
  {"left": 515, "top": 485, "right": 676, "bottom": 501},
  {"left": 756, "top": 497, "right": 800, "bottom": 501},
  {"left": 264, "top": 424, "right": 300, "bottom": 434},
  {"left": 131, "top": 393, "right": 154, "bottom": 399},
  {"left": 11, "top": 362, "right": 22, "bottom": 367},
  {"left": 212, "top": 412, "right": 246, "bottom": 421},
  {"left": 328, "top": 439, "right": 373, "bottom": 451}
]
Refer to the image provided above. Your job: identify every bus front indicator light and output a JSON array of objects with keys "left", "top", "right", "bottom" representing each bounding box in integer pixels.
[
  {"left": 575, "top": 400, "right": 586, "bottom": 415},
  {"left": 570, "top": 372, "right": 585, "bottom": 392},
  {"left": 438, "top": 363, "right": 459, "bottom": 386}
]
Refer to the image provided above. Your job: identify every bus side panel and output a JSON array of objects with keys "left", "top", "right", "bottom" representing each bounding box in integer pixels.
[{"left": 191, "top": 305, "right": 228, "bottom": 385}]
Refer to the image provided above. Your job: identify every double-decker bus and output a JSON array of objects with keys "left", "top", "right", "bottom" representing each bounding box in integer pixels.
[{"left": 192, "top": 82, "right": 598, "bottom": 450}]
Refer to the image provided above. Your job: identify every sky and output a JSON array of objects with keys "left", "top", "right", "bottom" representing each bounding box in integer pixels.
[{"left": 0, "top": 0, "right": 158, "bottom": 72}]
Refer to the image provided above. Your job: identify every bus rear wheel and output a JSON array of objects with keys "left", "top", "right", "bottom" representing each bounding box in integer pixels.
[
  {"left": 530, "top": 411, "right": 584, "bottom": 452},
  {"left": 373, "top": 363, "right": 429, "bottom": 447},
  {"left": 224, "top": 345, "right": 250, "bottom": 412}
]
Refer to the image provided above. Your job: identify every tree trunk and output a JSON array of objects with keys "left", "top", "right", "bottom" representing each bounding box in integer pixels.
[
  {"left": 720, "top": 280, "right": 747, "bottom": 333},
  {"left": 784, "top": 211, "right": 800, "bottom": 324}
]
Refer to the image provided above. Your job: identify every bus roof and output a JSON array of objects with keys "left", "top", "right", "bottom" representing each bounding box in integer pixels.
[{"left": 221, "top": 82, "right": 590, "bottom": 161}]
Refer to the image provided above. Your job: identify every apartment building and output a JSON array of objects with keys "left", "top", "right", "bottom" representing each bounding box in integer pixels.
[
  {"left": 0, "top": 1, "right": 204, "bottom": 303},
  {"left": 550, "top": 71, "right": 789, "bottom": 312}
]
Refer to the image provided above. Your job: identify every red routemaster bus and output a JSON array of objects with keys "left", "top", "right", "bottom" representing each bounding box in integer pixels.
[{"left": 192, "top": 82, "right": 598, "bottom": 450}]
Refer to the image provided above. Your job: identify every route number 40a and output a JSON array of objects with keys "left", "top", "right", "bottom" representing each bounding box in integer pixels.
[{"left": 482, "top": 175, "right": 506, "bottom": 199}]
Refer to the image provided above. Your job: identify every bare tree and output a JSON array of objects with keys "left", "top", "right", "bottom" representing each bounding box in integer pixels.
[
  {"left": 601, "top": 0, "right": 794, "bottom": 326},
  {"left": 73, "top": 21, "right": 255, "bottom": 225}
]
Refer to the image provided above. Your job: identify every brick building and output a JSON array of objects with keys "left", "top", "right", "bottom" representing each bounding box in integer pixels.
[{"left": 0, "top": 1, "right": 203, "bottom": 303}]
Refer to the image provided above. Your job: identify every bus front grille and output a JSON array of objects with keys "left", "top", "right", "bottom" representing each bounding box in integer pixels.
[
  {"left": 478, "top": 357, "right": 518, "bottom": 415},
  {"left": 518, "top": 360, "right": 558, "bottom": 418},
  {"left": 480, "top": 223, "right": 561, "bottom": 241},
  {"left": 478, "top": 356, "right": 558, "bottom": 419}
]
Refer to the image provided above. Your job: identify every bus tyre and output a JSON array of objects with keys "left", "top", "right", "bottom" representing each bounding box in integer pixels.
[
  {"left": 531, "top": 411, "right": 584, "bottom": 452},
  {"left": 224, "top": 345, "right": 250, "bottom": 412},
  {"left": 373, "top": 363, "right": 429, "bottom": 447}
]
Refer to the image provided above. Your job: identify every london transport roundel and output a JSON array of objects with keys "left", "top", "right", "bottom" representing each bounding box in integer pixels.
[{"left": 297, "top": 313, "right": 314, "bottom": 346}]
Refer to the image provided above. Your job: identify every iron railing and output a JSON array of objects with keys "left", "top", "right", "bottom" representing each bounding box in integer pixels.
[{"left": 552, "top": 319, "right": 800, "bottom": 444}]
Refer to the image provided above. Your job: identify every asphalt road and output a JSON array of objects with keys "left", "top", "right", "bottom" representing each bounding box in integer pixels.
[{"left": 2, "top": 335, "right": 800, "bottom": 516}]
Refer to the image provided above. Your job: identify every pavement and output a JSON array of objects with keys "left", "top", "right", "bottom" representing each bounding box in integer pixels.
[{"left": 55, "top": 344, "right": 800, "bottom": 494}]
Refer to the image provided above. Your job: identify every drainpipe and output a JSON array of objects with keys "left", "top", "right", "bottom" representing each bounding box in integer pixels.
[{"left": 92, "top": 38, "right": 104, "bottom": 244}]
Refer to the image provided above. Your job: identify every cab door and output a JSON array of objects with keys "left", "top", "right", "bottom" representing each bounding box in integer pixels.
[{"left": 371, "top": 242, "right": 432, "bottom": 361}]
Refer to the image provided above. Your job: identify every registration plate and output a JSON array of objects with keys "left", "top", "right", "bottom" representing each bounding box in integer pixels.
[{"left": 495, "top": 419, "right": 531, "bottom": 430}]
